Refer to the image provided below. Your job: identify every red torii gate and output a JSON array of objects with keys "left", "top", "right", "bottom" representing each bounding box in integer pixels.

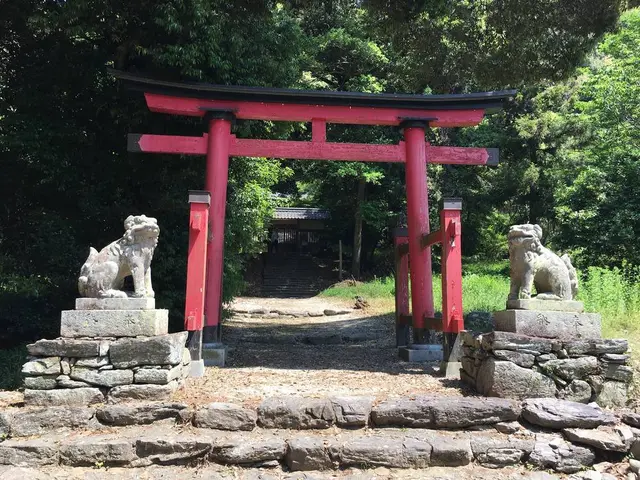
[{"left": 112, "top": 70, "right": 514, "bottom": 369}]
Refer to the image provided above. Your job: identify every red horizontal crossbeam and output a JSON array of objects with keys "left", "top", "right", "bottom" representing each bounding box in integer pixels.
[
  {"left": 144, "top": 93, "right": 486, "bottom": 127},
  {"left": 128, "top": 134, "right": 498, "bottom": 165}
]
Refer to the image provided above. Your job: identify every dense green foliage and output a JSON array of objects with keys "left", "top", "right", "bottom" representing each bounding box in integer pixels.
[{"left": 1, "top": 1, "right": 638, "bottom": 346}]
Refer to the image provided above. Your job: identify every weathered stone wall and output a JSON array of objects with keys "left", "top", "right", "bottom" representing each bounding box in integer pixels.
[
  {"left": 461, "top": 330, "right": 632, "bottom": 407},
  {"left": 22, "top": 299, "right": 191, "bottom": 405}
]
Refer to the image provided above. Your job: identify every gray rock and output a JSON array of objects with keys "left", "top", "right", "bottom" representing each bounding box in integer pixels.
[
  {"left": 257, "top": 397, "right": 335, "bottom": 429},
  {"left": 494, "top": 421, "right": 522, "bottom": 434},
  {"left": 0, "top": 413, "right": 10, "bottom": 437},
  {"left": 493, "top": 310, "right": 601, "bottom": 340},
  {"left": 602, "top": 353, "right": 630, "bottom": 363},
  {"left": 481, "top": 331, "right": 557, "bottom": 354},
  {"left": 8, "top": 406, "right": 98, "bottom": 437},
  {"left": 561, "top": 380, "right": 593, "bottom": 403},
  {"left": 56, "top": 375, "right": 92, "bottom": 388},
  {"left": 110, "top": 332, "right": 187, "bottom": 368},
  {"left": 622, "top": 412, "right": 640, "bottom": 428},
  {"left": 475, "top": 357, "right": 557, "bottom": 399},
  {"left": 286, "top": 436, "right": 333, "bottom": 471},
  {"left": 96, "top": 402, "right": 189, "bottom": 426},
  {"left": 529, "top": 437, "right": 595, "bottom": 473},
  {"left": 0, "top": 438, "right": 58, "bottom": 467},
  {"left": 210, "top": 436, "right": 287, "bottom": 465},
  {"left": 27, "top": 338, "right": 107, "bottom": 357},
  {"left": 537, "top": 353, "right": 558, "bottom": 363},
  {"left": 632, "top": 439, "right": 640, "bottom": 459},
  {"left": 24, "top": 388, "right": 104, "bottom": 406},
  {"left": 60, "top": 309, "right": 168, "bottom": 338},
  {"left": 429, "top": 436, "right": 472, "bottom": 466},
  {"left": 60, "top": 436, "right": 136, "bottom": 466},
  {"left": 75, "top": 356, "right": 110, "bottom": 368},
  {"left": 540, "top": 356, "right": 598, "bottom": 381},
  {"left": 21, "top": 357, "right": 60, "bottom": 376},
  {"left": 471, "top": 435, "right": 534, "bottom": 468},
  {"left": 23, "top": 376, "right": 57, "bottom": 390},
  {"left": 565, "top": 339, "right": 628, "bottom": 356},
  {"left": 135, "top": 435, "right": 211, "bottom": 464},
  {"left": 522, "top": 398, "right": 616, "bottom": 429},
  {"left": 493, "top": 349, "right": 535, "bottom": 368},
  {"left": 134, "top": 364, "right": 184, "bottom": 384},
  {"left": 338, "top": 437, "right": 409, "bottom": 468},
  {"left": 596, "top": 381, "right": 628, "bottom": 408},
  {"left": 107, "top": 382, "right": 178, "bottom": 403},
  {"left": 603, "top": 364, "right": 633, "bottom": 382},
  {"left": 70, "top": 368, "right": 133, "bottom": 387},
  {"left": 371, "top": 395, "right": 520, "bottom": 428},
  {"left": 630, "top": 458, "right": 640, "bottom": 474},
  {"left": 60, "top": 358, "right": 71, "bottom": 375},
  {"left": 182, "top": 348, "right": 191, "bottom": 365},
  {"left": 193, "top": 403, "right": 256, "bottom": 431},
  {"left": 323, "top": 309, "right": 351, "bottom": 316},
  {"left": 563, "top": 427, "right": 629, "bottom": 452},
  {"left": 330, "top": 396, "right": 373, "bottom": 427}
]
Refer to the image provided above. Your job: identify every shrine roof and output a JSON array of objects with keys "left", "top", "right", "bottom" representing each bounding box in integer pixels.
[
  {"left": 273, "top": 207, "right": 330, "bottom": 220},
  {"left": 110, "top": 70, "right": 515, "bottom": 112}
]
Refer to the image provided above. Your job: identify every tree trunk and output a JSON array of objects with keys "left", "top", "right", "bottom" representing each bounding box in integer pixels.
[{"left": 352, "top": 176, "right": 366, "bottom": 279}]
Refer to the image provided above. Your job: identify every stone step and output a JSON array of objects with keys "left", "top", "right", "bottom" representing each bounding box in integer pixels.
[{"left": 0, "top": 421, "right": 636, "bottom": 474}]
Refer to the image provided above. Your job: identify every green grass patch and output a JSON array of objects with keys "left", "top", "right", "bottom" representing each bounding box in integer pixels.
[{"left": 0, "top": 344, "right": 27, "bottom": 390}]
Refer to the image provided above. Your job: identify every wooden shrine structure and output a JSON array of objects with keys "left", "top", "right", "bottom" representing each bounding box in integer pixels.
[{"left": 112, "top": 69, "right": 514, "bottom": 368}]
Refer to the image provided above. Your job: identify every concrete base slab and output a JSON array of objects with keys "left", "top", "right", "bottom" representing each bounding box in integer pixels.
[
  {"left": 202, "top": 343, "right": 226, "bottom": 367},
  {"left": 440, "top": 361, "right": 462, "bottom": 379},
  {"left": 60, "top": 309, "right": 168, "bottom": 338},
  {"left": 189, "top": 360, "right": 205, "bottom": 377},
  {"left": 75, "top": 297, "right": 155, "bottom": 310},
  {"left": 399, "top": 345, "right": 443, "bottom": 362},
  {"left": 494, "top": 309, "right": 601, "bottom": 340},
  {"left": 506, "top": 298, "right": 584, "bottom": 313}
]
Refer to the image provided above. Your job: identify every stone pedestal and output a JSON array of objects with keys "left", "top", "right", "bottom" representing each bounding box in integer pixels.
[
  {"left": 202, "top": 343, "right": 226, "bottom": 367},
  {"left": 398, "top": 344, "right": 443, "bottom": 363},
  {"left": 22, "top": 299, "right": 191, "bottom": 406},
  {"left": 460, "top": 303, "right": 632, "bottom": 408}
]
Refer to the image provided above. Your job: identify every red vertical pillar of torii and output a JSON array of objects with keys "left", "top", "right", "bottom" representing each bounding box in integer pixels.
[
  {"left": 402, "top": 119, "right": 435, "bottom": 344},
  {"left": 203, "top": 111, "right": 234, "bottom": 344}
]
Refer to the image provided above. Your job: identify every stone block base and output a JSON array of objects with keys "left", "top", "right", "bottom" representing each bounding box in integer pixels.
[
  {"left": 493, "top": 309, "right": 601, "bottom": 340},
  {"left": 75, "top": 297, "right": 156, "bottom": 310},
  {"left": 460, "top": 330, "right": 631, "bottom": 408},
  {"left": 60, "top": 309, "right": 168, "bottom": 338},
  {"left": 506, "top": 298, "right": 584, "bottom": 313},
  {"left": 23, "top": 331, "right": 191, "bottom": 406},
  {"left": 202, "top": 343, "right": 226, "bottom": 367},
  {"left": 399, "top": 345, "right": 443, "bottom": 362},
  {"left": 189, "top": 359, "right": 205, "bottom": 377}
]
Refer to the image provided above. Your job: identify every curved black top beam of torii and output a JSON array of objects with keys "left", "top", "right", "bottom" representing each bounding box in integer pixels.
[{"left": 110, "top": 69, "right": 516, "bottom": 112}]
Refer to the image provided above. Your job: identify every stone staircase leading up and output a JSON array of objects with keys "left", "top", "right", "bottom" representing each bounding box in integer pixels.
[{"left": 260, "top": 253, "right": 335, "bottom": 298}]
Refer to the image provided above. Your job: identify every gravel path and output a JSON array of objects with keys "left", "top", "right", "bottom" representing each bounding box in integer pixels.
[{"left": 175, "top": 297, "right": 469, "bottom": 406}]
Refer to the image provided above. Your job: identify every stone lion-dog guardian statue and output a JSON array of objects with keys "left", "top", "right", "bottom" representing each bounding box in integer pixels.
[
  {"left": 508, "top": 224, "right": 578, "bottom": 301},
  {"left": 78, "top": 215, "right": 160, "bottom": 298}
]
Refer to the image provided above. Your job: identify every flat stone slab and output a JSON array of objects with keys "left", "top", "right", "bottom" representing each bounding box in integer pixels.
[
  {"left": 60, "top": 309, "right": 168, "bottom": 337},
  {"left": 75, "top": 297, "right": 155, "bottom": 310},
  {"left": 96, "top": 403, "right": 189, "bottom": 426},
  {"left": 109, "top": 331, "right": 187, "bottom": 368},
  {"left": 257, "top": 397, "right": 335, "bottom": 429},
  {"left": 506, "top": 299, "right": 584, "bottom": 313},
  {"left": 522, "top": 398, "right": 616, "bottom": 429},
  {"left": 475, "top": 357, "right": 557, "bottom": 400},
  {"left": 563, "top": 426, "right": 631, "bottom": 452},
  {"left": 193, "top": 403, "right": 257, "bottom": 431},
  {"left": 493, "top": 310, "right": 601, "bottom": 340},
  {"left": 24, "top": 388, "right": 105, "bottom": 406},
  {"left": 27, "top": 338, "right": 109, "bottom": 357},
  {"left": 371, "top": 396, "right": 520, "bottom": 428}
]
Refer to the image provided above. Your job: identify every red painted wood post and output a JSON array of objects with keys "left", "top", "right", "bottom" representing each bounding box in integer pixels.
[
  {"left": 203, "top": 111, "right": 234, "bottom": 344},
  {"left": 393, "top": 228, "right": 410, "bottom": 347},
  {"left": 440, "top": 198, "right": 464, "bottom": 373},
  {"left": 402, "top": 119, "right": 435, "bottom": 344},
  {"left": 441, "top": 198, "right": 464, "bottom": 334},
  {"left": 185, "top": 191, "right": 210, "bottom": 375}
]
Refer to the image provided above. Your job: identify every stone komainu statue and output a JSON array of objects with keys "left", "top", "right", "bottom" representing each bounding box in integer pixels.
[
  {"left": 78, "top": 215, "right": 160, "bottom": 298},
  {"left": 508, "top": 224, "right": 578, "bottom": 301}
]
